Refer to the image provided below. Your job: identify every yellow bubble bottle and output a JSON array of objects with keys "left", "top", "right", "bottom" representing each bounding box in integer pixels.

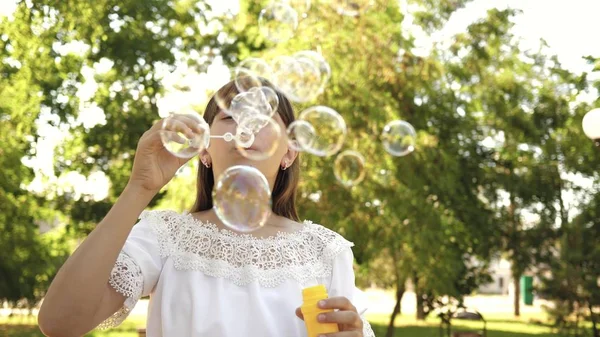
[{"left": 301, "top": 285, "right": 339, "bottom": 337}]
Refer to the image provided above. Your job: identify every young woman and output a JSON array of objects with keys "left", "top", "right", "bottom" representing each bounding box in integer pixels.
[{"left": 38, "top": 79, "right": 375, "bottom": 337}]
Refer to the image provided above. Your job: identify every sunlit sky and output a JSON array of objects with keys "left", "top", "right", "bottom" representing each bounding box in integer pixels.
[{"left": 1, "top": 0, "right": 598, "bottom": 219}]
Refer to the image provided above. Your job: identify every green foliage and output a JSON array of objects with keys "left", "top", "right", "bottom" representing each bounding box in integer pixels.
[{"left": 0, "top": 0, "right": 599, "bottom": 332}]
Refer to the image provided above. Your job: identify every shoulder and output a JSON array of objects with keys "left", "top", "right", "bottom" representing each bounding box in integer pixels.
[
  {"left": 139, "top": 209, "right": 180, "bottom": 223},
  {"left": 137, "top": 209, "right": 187, "bottom": 257},
  {"left": 303, "top": 220, "right": 355, "bottom": 259}
]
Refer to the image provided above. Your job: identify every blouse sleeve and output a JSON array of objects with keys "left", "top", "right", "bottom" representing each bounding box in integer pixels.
[
  {"left": 96, "top": 211, "right": 165, "bottom": 329},
  {"left": 328, "top": 247, "right": 376, "bottom": 337}
]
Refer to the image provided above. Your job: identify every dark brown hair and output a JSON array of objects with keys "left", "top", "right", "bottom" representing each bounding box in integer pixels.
[{"left": 190, "top": 78, "right": 300, "bottom": 221}]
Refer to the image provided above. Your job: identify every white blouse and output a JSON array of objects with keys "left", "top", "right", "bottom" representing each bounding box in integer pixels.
[{"left": 98, "top": 210, "right": 375, "bottom": 337}]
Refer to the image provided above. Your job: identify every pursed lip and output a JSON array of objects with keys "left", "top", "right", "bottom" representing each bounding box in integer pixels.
[{"left": 234, "top": 146, "right": 259, "bottom": 152}]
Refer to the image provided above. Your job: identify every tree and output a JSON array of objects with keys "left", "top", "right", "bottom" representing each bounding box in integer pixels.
[
  {"left": 537, "top": 57, "right": 600, "bottom": 337},
  {"left": 0, "top": 5, "right": 71, "bottom": 308},
  {"left": 0, "top": 0, "right": 236, "bottom": 306}
]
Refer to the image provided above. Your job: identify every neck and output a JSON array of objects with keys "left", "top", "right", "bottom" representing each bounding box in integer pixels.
[{"left": 206, "top": 208, "right": 290, "bottom": 230}]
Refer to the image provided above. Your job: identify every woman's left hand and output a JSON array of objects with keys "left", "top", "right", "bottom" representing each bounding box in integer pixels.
[{"left": 295, "top": 296, "right": 364, "bottom": 336}]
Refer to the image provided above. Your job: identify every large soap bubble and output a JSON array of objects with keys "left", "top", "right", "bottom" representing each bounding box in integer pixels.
[{"left": 213, "top": 165, "right": 272, "bottom": 232}]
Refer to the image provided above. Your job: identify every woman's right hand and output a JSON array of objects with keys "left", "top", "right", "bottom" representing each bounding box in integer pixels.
[{"left": 128, "top": 114, "right": 207, "bottom": 193}]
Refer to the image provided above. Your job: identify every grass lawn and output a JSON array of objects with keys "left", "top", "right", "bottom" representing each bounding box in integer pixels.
[{"left": 1, "top": 312, "right": 560, "bottom": 337}]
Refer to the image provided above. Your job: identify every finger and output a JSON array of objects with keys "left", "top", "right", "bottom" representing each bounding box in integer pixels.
[
  {"left": 319, "top": 297, "right": 356, "bottom": 311},
  {"left": 164, "top": 131, "right": 187, "bottom": 145},
  {"left": 176, "top": 114, "right": 208, "bottom": 134},
  {"left": 295, "top": 307, "right": 304, "bottom": 321},
  {"left": 163, "top": 118, "right": 195, "bottom": 139},
  {"left": 318, "top": 311, "right": 361, "bottom": 327}
]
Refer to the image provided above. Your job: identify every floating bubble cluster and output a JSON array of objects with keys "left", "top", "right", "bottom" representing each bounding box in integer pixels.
[{"left": 164, "top": 1, "right": 418, "bottom": 232}]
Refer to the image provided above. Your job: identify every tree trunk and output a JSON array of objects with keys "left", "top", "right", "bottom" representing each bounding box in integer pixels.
[
  {"left": 507, "top": 188, "right": 522, "bottom": 318},
  {"left": 413, "top": 273, "right": 426, "bottom": 320},
  {"left": 386, "top": 284, "right": 405, "bottom": 337},
  {"left": 416, "top": 292, "right": 426, "bottom": 320},
  {"left": 513, "top": 274, "right": 521, "bottom": 317}
]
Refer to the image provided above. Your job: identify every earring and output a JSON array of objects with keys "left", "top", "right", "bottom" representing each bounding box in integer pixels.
[
  {"left": 202, "top": 159, "right": 211, "bottom": 168},
  {"left": 281, "top": 162, "right": 288, "bottom": 171}
]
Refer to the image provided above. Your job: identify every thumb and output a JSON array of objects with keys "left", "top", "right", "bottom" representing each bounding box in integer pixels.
[{"left": 295, "top": 307, "right": 304, "bottom": 321}]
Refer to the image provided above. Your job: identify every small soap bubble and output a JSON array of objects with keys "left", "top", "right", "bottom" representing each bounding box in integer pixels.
[
  {"left": 213, "top": 165, "right": 272, "bottom": 232},
  {"left": 381, "top": 120, "right": 416, "bottom": 156},
  {"left": 286, "top": 120, "right": 316, "bottom": 151},
  {"left": 235, "top": 128, "right": 255, "bottom": 148},
  {"left": 298, "top": 106, "right": 347, "bottom": 157},
  {"left": 258, "top": 2, "right": 298, "bottom": 43},
  {"left": 160, "top": 114, "right": 210, "bottom": 158},
  {"left": 334, "top": 150, "right": 366, "bottom": 187},
  {"left": 236, "top": 115, "right": 282, "bottom": 161}
]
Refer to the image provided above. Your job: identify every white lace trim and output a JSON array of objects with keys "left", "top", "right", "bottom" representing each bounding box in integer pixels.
[
  {"left": 361, "top": 315, "right": 376, "bottom": 337},
  {"left": 97, "top": 252, "right": 143, "bottom": 329},
  {"left": 141, "top": 210, "right": 354, "bottom": 287}
]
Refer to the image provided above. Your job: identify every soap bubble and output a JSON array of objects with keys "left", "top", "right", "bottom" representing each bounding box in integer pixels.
[
  {"left": 234, "top": 58, "right": 272, "bottom": 92},
  {"left": 228, "top": 100, "right": 259, "bottom": 124},
  {"left": 293, "top": 57, "right": 324, "bottom": 102},
  {"left": 270, "top": 56, "right": 304, "bottom": 101},
  {"left": 334, "top": 150, "right": 366, "bottom": 187},
  {"left": 214, "top": 82, "right": 240, "bottom": 116},
  {"left": 271, "top": 55, "right": 321, "bottom": 103},
  {"left": 287, "top": 120, "right": 316, "bottom": 151},
  {"left": 230, "top": 86, "right": 279, "bottom": 120},
  {"left": 235, "top": 127, "right": 255, "bottom": 149},
  {"left": 258, "top": 2, "right": 298, "bottom": 43},
  {"left": 236, "top": 114, "right": 282, "bottom": 160},
  {"left": 213, "top": 165, "right": 272, "bottom": 232},
  {"left": 293, "top": 50, "right": 331, "bottom": 95},
  {"left": 298, "top": 106, "right": 346, "bottom": 156},
  {"left": 331, "top": 0, "right": 372, "bottom": 17},
  {"left": 160, "top": 114, "right": 210, "bottom": 158},
  {"left": 381, "top": 120, "right": 416, "bottom": 156},
  {"left": 283, "top": 0, "right": 311, "bottom": 17}
]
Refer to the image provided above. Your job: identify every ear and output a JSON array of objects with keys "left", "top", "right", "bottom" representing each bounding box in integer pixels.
[
  {"left": 200, "top": 149, "right": 212, "bottom": 166},
  {"left": 280, "top": 146, "right": 298, "bottom": 169}
]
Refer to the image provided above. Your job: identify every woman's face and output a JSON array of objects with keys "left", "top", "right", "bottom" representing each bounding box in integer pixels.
[{"left": 203, "top": 110, "right": 297, "bottom": 188}]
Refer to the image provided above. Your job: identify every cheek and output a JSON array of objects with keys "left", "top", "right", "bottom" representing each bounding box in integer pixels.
[
  {"left": 254, "top": 124, "right": 288, "bottom": 152},
  {"left": 210, "top": 122, "right": 233, "bottom": 135}
]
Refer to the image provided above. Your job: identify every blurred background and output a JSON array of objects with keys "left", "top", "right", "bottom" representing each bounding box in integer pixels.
[{"left": 1, "top": 0, "right": 599, "bottom": 336}]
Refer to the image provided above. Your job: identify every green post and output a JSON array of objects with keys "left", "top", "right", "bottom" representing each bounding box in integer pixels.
[{"left": 521, "top": 276, "right": 533, "bottom": 305}]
